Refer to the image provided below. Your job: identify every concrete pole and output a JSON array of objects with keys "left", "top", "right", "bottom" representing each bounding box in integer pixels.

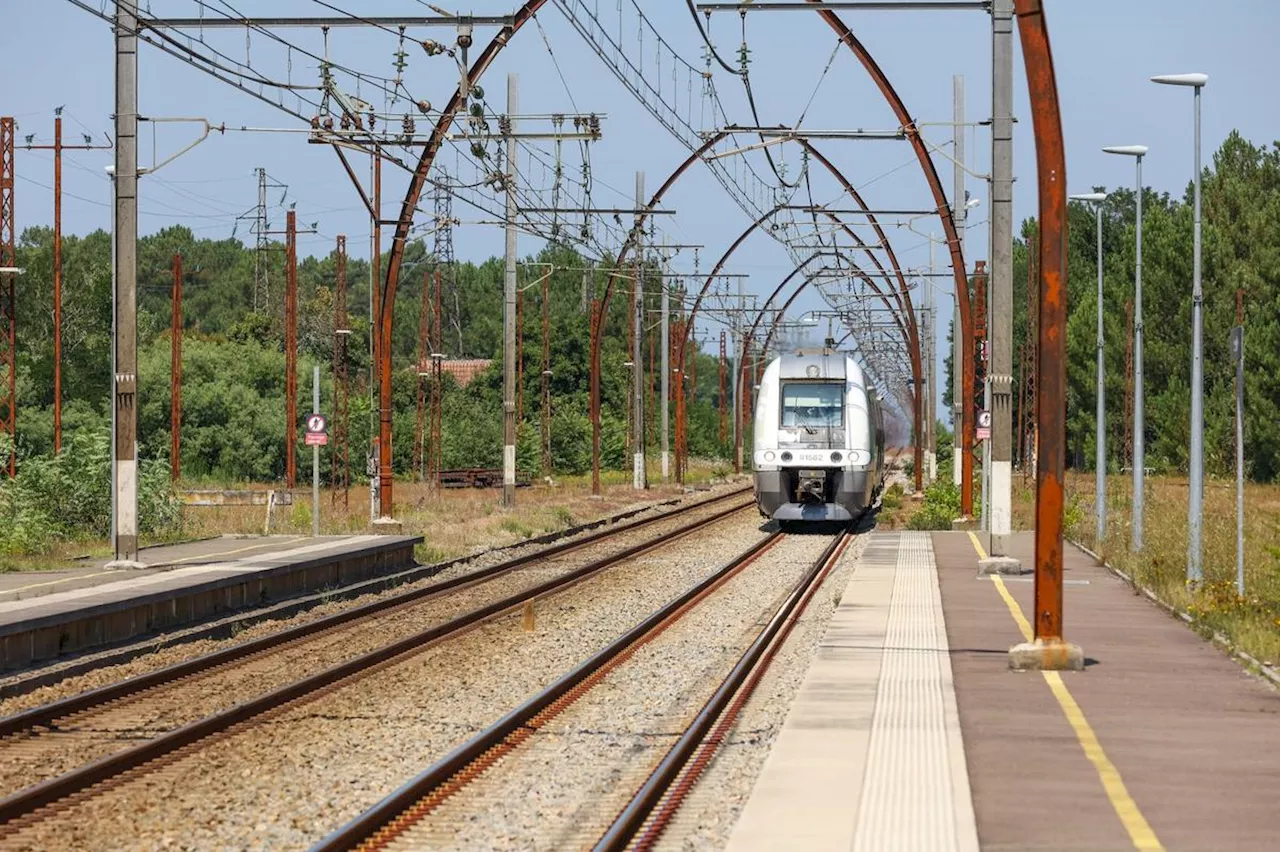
[
  {"left": 661, "top": 248, "right": 670, "bottom": 480},
  {"left": 632, "top": 171, "right": 647, "bottom": 490},
  {"left": 502, "top": 73, "right": 518, "bottom": 508},
  {"left": 312, "top": 365, "right": 320, "bottom": 538},
  {"left": 1187, "top": 83, "right": 1204, "bottom": 584},
  {"left": 952, "top": 75, "right": 966, "bottom": 489},
  {"left": 110, "top": 1, "right": 141, "bottom": 568},
  {"left": 988, "top": 0, "right": 1015, "bottom": 554}
]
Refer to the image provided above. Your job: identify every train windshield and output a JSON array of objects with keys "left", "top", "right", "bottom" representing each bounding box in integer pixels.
[{"left": 780, "top": 382, "right": 844, "bottom": 428}]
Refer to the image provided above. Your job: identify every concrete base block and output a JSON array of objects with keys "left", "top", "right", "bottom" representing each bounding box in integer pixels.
[
  {"left": 979, "top": 556, "right": 1032, "bottom": 576},
  {"left": 950, "top": 516, "right": 976, "bottom": 531},
  {"left": 370, "top": 517, "right": 404, "bottom": 535},
  {"left": 1009, "top": 638, "right": 1085, "bottom": 671},
  {"left": 104, "top": 560, "right": 148, "bottom": 571}
]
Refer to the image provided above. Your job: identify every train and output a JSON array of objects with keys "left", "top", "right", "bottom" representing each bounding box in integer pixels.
[{"left": 751, "top": 351, "right": 886, "bottom": 528}]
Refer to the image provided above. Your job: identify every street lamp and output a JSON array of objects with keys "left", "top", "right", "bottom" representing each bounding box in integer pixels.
[
  {"left": 1070, "top": 192, "right": 1109, "bottom": 544},
  {"left": 1102, "top": 144, "right": 1147, "bottom": 552},
  {"left": 1151, "top": 71, "right": 1208, "bottom": 584}
]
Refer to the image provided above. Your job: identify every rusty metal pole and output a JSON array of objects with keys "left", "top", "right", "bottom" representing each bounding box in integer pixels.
[
  {"left": 53, "top": 116, "right": 62, "bottom": 454},
  {"left": 415, "top": 270, "right": 429, "bottom": 481},
  {"left": 373, "top": 147, "right": 397, "bottom": 522},
  {"left": 501, "top": 74, "right": 518, "bottom": 508},
  {"left": 590, "top": 297, "right": 602, "bottom": 496},
  {"left": 1010, "top": 0, "right": 1081, "bottom": 669},
  {"left": 333, "top": 235, "right": 349, "bottom": 508},
  {"left": 170, "top": 253, "right": 182, "bottom": 481},
  {"left": 960, "top": 262, "right": 976, "bottom": 517},
  {"left": 0, "top": 117, "right": 13, "bottom": 478},
  {"left": 541, "top": 271, "right": 551, "bottom": 477},
  {"left": 718, "top": 330, "right": 728, "bottom": 446},
  {"left": 285, "top": 210, "right": 298, "bottom": 490},
  {"left": 430, "top": 268, "right": 443, "bottom": 491}
]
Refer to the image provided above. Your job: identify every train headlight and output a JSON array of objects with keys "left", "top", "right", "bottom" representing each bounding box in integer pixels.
[
  {"left": 780, "top": 451, "right": 793, "bottom": 462},
  {"left": 763, "top": 451, "right": 776, "bottom": 462},
  {"left": 830, "top": 451, "right": 842, "bottom": 463}
]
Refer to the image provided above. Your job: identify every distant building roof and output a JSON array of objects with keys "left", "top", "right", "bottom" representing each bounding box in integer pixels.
[{"left": 441, "top": 359, "right": 493, "bottom": 387}]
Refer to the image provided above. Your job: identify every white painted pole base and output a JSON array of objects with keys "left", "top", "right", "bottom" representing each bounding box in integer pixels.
[
  {"left": 661, "top": 450, "right": 670, "bottom": 480},
  {"left": 989, "top": 459, "right": 1015, "bottom": 558},
  {"left": 633, "top": 452, "right": 646, "bottom": 490}
]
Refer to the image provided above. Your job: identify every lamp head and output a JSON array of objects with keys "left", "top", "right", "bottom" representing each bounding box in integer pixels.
[
  {"left": 1069, "top": 192, "right": 1108, "bottom": 203},
  {"left": 1102, "top": 145, "right": 1148, "bottom": 157},
  {"left": 1150, "top": 73, "right": 1208, "bottom": 87},
  {"left": 964, "top": 197, "right": 982, "bottom": 210}
]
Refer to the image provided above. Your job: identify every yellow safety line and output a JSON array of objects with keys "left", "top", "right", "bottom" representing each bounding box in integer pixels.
[
  {"left": 968, "top": 533, "right": 1163, "bottom": 852},
  {"left": 4, "top": 536, "right": 312, "bottom": 595}
]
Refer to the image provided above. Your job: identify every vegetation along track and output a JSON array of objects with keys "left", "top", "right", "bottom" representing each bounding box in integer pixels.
[
  {"left": 0, "top": 486, "right": 753, "bottom": 822},
  {"left": 314, "top": 526, "right": 854, "bottom": 851}
]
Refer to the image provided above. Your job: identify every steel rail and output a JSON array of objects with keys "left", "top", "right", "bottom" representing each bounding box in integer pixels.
[
  {"left": 0, "top": 485, "right": 747, "bottom": 739},
  {"left": 312, "top": 530, "right": 791, "bottom": 852},
  {"left": 0, "top": 495, "right": 754, "bottom": 827},
  {"left": 595, "top": 529, "right": 854, "bottom": 851}
]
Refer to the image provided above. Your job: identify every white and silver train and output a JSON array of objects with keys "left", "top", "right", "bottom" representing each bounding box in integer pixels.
[{"left": 752, "top": 351, "right": 886, "bottom": 527}]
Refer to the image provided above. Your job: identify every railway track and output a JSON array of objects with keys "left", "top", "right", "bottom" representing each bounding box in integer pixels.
[
  {"left": 0, "top": 486, "right": 753, "bottom": 826},
  {"left": 313, "top": 527, "right": 855, "bottom": 852}
]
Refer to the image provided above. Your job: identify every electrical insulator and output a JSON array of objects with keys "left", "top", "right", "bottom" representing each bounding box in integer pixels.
[
  {"left": 470, "top": 142, "right": 487, "bottom": 160},
  {"left": 497, "top": 116, "right": 511, "bottom": 136},
  {"left": 322, "top": 116, "right": 334, "bottom": 131},
  {"left": 417, "top": 99, "right": 432, "bottom": 115},
  {"left": 340, "top": 113, "right": 352, "bottom": 130},
  {"left": 402, "top": 115, "right": 415, "bottom": 136},
  {"left": 367, "top": 112, "right": 377, "bottom": 130},
  {"left": 470, "top": 85, "right": 484, "bottom": 101},
  {"left": 310, "top": 116, "right": 320, "bottom": 129}
]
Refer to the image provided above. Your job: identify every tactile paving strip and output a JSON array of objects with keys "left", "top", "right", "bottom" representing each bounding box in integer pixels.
[{"left": 852, "top": 532, "right": 978, "bottom": 851}]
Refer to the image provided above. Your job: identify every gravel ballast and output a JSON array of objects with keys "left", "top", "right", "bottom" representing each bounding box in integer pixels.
[{"left": 2, "top": 512, "right": 775, "bottom": 850}]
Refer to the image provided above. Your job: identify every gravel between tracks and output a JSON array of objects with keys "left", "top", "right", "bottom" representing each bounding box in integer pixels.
[
  {"left": 652, "top": 528, "right": 871, "bottom": 852},
  {"left": 396, "top": 532, "right": 838, "bottom": 851},
  {"left": 1, "top": 513, "right": 773, "bottom": 851},
  {"left": 0, "top": 488, "right": 751, "bottom": 799},
  {"left": 0, "top": 482, "right": 744, "bottom": 719}
]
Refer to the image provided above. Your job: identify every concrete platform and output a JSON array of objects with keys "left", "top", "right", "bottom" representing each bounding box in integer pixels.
[
  {"left": 729, "top": 529, "right": 1280, "bottom": 851},
  {"left": 936, "top": 531, "right": 1280, "bottom": 851},
  {"left": 0, "top": 534, "right": 421, "bottom": 670},
  {"left": 727, "top": 532, "right": 978, "bottom": 851}
]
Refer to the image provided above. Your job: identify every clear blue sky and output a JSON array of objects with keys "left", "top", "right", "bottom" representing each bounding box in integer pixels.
[{"left": 5, "top": 1, "right": 1277, "bottom": 426}]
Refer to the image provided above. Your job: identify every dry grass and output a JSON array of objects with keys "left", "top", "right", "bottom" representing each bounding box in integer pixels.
[
  {"left": 180, "top": 459, "right": 737, "bottom": 565},
  {"left": 1011, "top": 470, "right": 1280, "bottom": 665}
]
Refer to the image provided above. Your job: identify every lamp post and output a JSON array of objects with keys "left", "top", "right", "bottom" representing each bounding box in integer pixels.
[
  {"left": 1151, "top": 72, "right": 1208, "bottom": 584},
  {"left": 1070, "top": 192, "right": 1108, "bottom": 544},
  {"left": 1103, "top": 144, "right": 1147, "bottom": 552}
]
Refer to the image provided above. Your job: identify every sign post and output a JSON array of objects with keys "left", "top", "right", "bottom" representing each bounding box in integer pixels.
[
  {"left": 976, "top": 409, "right": 992, "bottom": 442},
  {"left": 305, "top": 370, "right": 327, "bottom": 538}
]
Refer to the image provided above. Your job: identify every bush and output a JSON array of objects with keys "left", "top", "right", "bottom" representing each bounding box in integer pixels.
[
  {"left": 906, "top": 480, "right": 962, "bottom": 531},
  {"left": 0, "top": 429, "right": 181, "bottom": 555},
  {"left": 880, "top": 482, "right": 905, "bottom": 511}
]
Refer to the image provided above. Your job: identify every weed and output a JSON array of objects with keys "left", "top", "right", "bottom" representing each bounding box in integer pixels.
[
  {"left": 552, "top": 506, "right": 576, "bottom": 528},
  {"left": 498, "top": 518, "right": 535, "bottom": 538},
  {"left": 906, "top": 481, "right": 961, "bottom": 531}
]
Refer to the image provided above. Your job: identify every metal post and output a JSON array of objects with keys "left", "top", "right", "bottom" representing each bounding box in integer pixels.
[
  {"left": 733, "top": 278, "right": 744, "bottom": 474},
  {"left": 0, "top": 117, "right": 15, "bottom": 478},
  {"left": 285, "top": 210, "right": 298, "bottom": 490},
  {"left": 170, "top": 253, "right": 182, "bottom": 481},
  {"left": 53, "top": 116, "right": 63, "bottom": 453},
  {"left": 312, "top": 365, "right": 321, "bottom": 537},
  {"left": 1234, "top": 291, "right": 1244, "bottom": 596},
  {"left": 1095, "top": 202, "right": 1106, "bottom": 542},
  {"left": 990, "top": 0, "right": 1015, "bottom": 552},
  {"left": 632, "top": 171, "right": 646, "bottom": 490},
  {"left": 661, "top": 254, "right": 671, "bottom": 480},
  {"left": 502, "top": 73, "right": 518, "bottom": 508},
  {"left": 1187, "top": 83, "right": 1204, "bottom": 584},
  {"left": 111, "top": 2, "right": 141, "bottom": 566},
  {"left": 1134, "top": 154, "right": 1145, "bottom": 552},
  {"left": 541, "top": 271, "right": 552, "bottom": 477},
  {"left": 333, "top": 235, "right": 349, "bottom": 508},
  {"left": 952, "top": 76, "right": 966, "bottom": 489}
]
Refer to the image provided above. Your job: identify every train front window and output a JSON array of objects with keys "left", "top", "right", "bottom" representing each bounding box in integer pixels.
[{"left": 780, "top": 382, "right": 844, "bottom": 428}]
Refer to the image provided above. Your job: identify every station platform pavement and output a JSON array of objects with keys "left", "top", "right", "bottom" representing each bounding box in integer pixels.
[
  {"left": 728, "top": 529, "right": 1280, "bottom": 851},
  {"left": 0, "top": 534, "right": 421, "bottom": 670}
]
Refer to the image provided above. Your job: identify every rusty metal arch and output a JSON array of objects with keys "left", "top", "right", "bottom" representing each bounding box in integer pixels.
[
  {"left": 805, "top": 1, "right": 975, "bottom": 511},
  {"left": 374, "top": 1, "right": 550, "bottom": 515}
]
